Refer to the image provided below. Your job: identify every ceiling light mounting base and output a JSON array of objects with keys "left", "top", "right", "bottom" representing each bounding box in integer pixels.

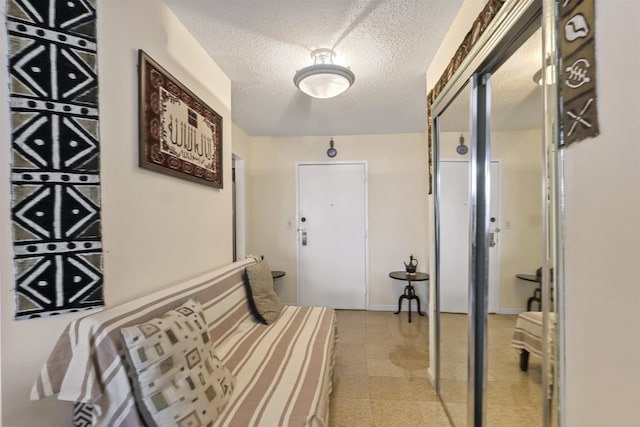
[{"left": 310, "top": 48, "right": 336, "bottom": 64}]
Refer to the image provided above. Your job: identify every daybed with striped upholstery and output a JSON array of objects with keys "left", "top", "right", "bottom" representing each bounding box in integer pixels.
[{"left": 31, "top": 258, "right": 337, "bottom": 426}]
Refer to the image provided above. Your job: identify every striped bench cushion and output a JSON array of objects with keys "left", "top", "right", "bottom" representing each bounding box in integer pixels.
[
  {"left": 31, "top": 259, "right": 337, "bottom": 427},
  {"left": 215, "top": 306, "right": 336, "bottom": 426}
]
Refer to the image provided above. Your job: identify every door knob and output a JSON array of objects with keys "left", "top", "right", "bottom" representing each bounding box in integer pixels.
[
  {"left": 301, "top": 231, "right": 307, "bottom": 246},
  {"left": 489, "top": 232, "right": 496, "bottom": 247}
]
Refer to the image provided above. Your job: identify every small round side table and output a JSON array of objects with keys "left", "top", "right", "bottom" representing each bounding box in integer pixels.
[{"left": 389, "top": 271, "right": 430, "bottom": 323}]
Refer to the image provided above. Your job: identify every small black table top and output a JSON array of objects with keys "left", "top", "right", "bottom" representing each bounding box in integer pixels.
[
  {"left": 389, "top": 271, "right": 429, "bottom": 282},
  {"left": 271, "top": 270, "right": 286, "bottom": 280}
]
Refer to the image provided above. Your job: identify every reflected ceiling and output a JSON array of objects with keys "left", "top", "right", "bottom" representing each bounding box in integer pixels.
[{"left": 437, "top": 28, "right": 543, "bottom": 132}]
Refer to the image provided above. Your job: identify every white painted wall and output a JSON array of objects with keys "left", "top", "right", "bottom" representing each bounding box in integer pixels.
[
  {"left": 232, "top": 123, "right": 252, "bottom": 159},
  {"left": 562, "top": 2, "right": 640, "bottom": 425},
  {"left": 0, "top": 1, "right": 232, "bottom": 425},
  {"left": 244, "top": 134, "right": 429, "bottom": 310},
  {"left": 492, "top": 129, "right": 543, "bottom": 311}
]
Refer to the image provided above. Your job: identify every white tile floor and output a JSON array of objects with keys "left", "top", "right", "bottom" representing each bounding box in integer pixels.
[
  {"left": 329, "top": 310, "right": 547, "bottom": 426},
  {"left": 329, "top": 310, "right": 450, "bottom": 426}
]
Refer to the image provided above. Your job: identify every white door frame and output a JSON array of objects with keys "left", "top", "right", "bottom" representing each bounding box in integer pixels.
[
  {"left": 295, "top": 161, "right": 369, "bottom": 309},
  {"left": 232, "top": 154, "right": 246, "bottom": 261}
]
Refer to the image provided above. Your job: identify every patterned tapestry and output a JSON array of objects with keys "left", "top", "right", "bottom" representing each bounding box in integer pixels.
[
  {"left": 559, "top": 0, "right": 599, "bottom": 146},
  {"left": 6, "top": 0, "right": 103, "bottom": 319}
]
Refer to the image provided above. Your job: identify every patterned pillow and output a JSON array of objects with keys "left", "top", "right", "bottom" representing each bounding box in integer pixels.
[
  {"left": 120, "top": 299, "right": 234, "bottom": 427},
  {"left": 244, "top": 258, "right": 284, "bottom": 325}
]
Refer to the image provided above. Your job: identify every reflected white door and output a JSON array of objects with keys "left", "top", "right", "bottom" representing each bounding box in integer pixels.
[
  {"left": 297, "top": 163, "right": 367, "bottom": 309},
  {"left": 440, "top": 161, "right": 471, "bottom": 313},
  {"left": 440, "top": 160, "right": 500, "bottom": 313}
]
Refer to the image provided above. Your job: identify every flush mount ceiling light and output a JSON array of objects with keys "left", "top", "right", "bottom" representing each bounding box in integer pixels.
[
  {"left": 293, "top": 48, "right": 355, "bottom": 99},
  {"left": 532, "top": 67, "right": 556, "bottom": 85},
  {"left": 532, "top": 58, "right": 557, "bottom": 86}
]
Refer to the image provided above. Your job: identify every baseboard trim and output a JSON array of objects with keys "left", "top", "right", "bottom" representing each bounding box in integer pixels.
[
  {"left": 368, "top": 305, "right": 396, "bottom": 311},
  {"left": 427, "top": 367, "right": 436, "bottom": 388},
  {"left": 496, "top": 308, "right": 527, "bottom": 315},
  {"left": 366, "top": 306, "right": 524, "bottom": 314}
]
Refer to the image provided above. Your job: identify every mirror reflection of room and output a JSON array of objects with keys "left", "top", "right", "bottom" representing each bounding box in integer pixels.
[
  {"left": 436, "top": 25, "right": 554, "bottom": 427},
  {"left": 437, "top": 81, "right": 472, "bottom": 427},
  {"left": 486, "top": 27, "right": 546, "bottom": 427}
]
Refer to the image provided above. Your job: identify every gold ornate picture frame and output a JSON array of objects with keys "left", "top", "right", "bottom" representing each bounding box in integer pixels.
[{"left": 138, "top": 50, "right": 223, "bottom": 188}]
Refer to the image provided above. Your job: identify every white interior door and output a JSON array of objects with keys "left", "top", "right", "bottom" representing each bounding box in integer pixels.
[
  {"left": 440, "top": 160, "right": 500, "bottom": 313},
  {"left": 297, "top": 163, "right": 367, "bottom": 309}
]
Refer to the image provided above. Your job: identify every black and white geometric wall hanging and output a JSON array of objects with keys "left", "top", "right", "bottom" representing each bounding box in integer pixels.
[{"left": 6, "top": 0, "right": 104, "bottom": 319}]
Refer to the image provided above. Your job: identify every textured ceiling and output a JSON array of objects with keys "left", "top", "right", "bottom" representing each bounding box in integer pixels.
[
  {"left": 490, "top": 28, "right": 543, "bottom": 131},
  {"left": 163, "top": 0, "right": 464, "bottom": 136},
  {"left": 164, "top": 1, "right": 542, "bottom": 137}
]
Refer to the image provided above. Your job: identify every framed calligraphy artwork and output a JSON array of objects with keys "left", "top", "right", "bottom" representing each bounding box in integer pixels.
[{"left": 138, "top": 50, "right": 223, "bottom": 188}]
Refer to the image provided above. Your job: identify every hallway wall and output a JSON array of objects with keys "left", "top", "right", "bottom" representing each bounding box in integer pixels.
[
  {"left": 562, "top": 2, "right": 640, "bottom": 425},
  {"left": 244, "top": 133, "right": 430, "bottom": 311},
  {"left": 0, "top": 1, "right": 233, "bottom": 425}
]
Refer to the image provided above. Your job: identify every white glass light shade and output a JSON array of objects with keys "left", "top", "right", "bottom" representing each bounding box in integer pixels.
[
  {"left": 293, "top": 49, "right": 355, "bottom": 99},
  {"left": 294, "top": 64, "right": 355, "bottom": 98}
]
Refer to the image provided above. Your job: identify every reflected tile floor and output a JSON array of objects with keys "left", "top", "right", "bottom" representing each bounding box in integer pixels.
[
  {"left": 433, "top": 313, "right": 545, "bottom": 427},
  {"left": 330, "top": 311, "right": 545, "bottom": 426},
  {"left": 329, "top": 310, "right": 451, "bottom": 427}
]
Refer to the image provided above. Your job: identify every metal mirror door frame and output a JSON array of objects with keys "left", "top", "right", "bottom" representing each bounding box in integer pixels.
[
  {"left": 468, "top": 72, "right": 491, "bottom": 427},
  {"left": 433, "top": 70, "right": 492, "bottom": 427}
]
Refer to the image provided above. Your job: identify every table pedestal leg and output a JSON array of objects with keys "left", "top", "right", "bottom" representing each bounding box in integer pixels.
[
  {"left": 393, "top": 283, "right": 425, "bottom": 323},
  {"left": 394, "top": 296, "right": 403, "bottom": 315},
  {"left": 416, "top": 293, "right": 424, "bottom": 316},
  {"left": 519, "top": 349, "right": 530, "bottom": 371}
]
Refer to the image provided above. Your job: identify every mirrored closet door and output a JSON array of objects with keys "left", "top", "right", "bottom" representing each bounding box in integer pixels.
[
  {"left": 436, "top": 82, "right": 472, "bottom": 427},
  {"left": 486, "top": 27, "right": 545, "bottom": 427},
  {"left": 431, "top": 0, "right": 561, "bottom": 426}
]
